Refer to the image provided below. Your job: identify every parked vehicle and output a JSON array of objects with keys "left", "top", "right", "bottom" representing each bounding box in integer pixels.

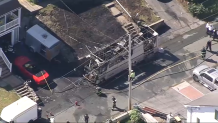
[
  {"left": 193, "top": 65, "right": 218, "bottom": 91},
  {"left": 0, "top": 96, "right": 38, "bottom": 123},
  {"left": 14, "top": 56, "right": 49, "bottom": 85},
  {"left": 26, "top": 24, "right": 63, "bottom": 61}
]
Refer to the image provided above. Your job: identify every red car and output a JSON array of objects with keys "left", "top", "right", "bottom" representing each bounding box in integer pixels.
[{"left": 14, "top": 56, "right": 49, "bottom": 85}]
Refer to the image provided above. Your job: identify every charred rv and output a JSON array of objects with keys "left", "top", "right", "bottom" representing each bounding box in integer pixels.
[{"left": 83, "top": 23, "right": 159, "bottom": 85}]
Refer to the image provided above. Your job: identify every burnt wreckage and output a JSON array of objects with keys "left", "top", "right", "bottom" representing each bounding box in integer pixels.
[{"left": 84, "top": 23, "right": 159, "bottom": 85}]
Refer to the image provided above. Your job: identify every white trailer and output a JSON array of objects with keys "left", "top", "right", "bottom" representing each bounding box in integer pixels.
[
  {"left": 26, "top": 24, "right": 62, "bottom": 61},
  {"left": 84, "top": 25, "right": 158, "bottom": 85},
  {"left": 0, "top": 96, "right": 38, "bottom": 123}
]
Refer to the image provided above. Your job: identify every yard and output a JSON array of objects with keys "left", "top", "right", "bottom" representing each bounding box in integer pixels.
[
  {"left": 0, "top": 88, "right": 19, "bottom": 112},
  {"left": 178, "top": 0, "right": 218, "bottom": 21},
  {"left": 37, "top": 1, "right": 126, "bottom": 59},
  {"left": 115, "top": 0, "right": 160, "bottom": 25}
]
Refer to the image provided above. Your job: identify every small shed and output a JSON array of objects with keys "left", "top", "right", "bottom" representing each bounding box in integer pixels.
[{"left": 26, "top": 24, "right": 62, "bottom": 61}]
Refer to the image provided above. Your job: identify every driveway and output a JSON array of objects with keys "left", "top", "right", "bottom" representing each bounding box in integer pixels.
[
  {"left": 140, "top": 78, "right": 211, "bottom": 118},
  {"left": 145, "top": 0, "right": 204, "bottom": 44},
  {"left": 53, "top": 24, "right": 218, "bottom": 122}
]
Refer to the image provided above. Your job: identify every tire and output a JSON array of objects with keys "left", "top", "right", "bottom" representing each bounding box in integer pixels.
[
  {"left": 208, "top": 86, "right": 214, "bottom": 91},
  {"left": 29, "top": 47, "right": 34, "bottom": 53},
  {"left": 193, "top": 74, "right": 199, "bottom": 82}
]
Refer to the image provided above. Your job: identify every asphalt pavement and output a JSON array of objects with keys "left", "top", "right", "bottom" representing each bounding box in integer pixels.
[
  {"left": 52, "top": 23, "right": 218, "bottom": 122},
  {"left": 6, "top": 21, "right": 216, "bottom": 122}
]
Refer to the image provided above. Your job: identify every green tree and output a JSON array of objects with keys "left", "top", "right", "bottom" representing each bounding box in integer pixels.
[
  {"left": 130, "top": 109, "right": 141, "bottom": 123},
  {"left": 188, "top": 3, "right": 208, "bottom": 16}
]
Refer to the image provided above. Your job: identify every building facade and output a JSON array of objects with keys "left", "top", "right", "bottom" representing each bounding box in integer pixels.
[
  {"left": 0, "top": 0, "right": 21, "bottom": 46},
  {"left": 186, "top": 106, "right": 218, "bottom": 123},
  {"left": 0, "top": 0, "right": 21, "bottom": 76},
  {"left": 185, "top": 91, "right": 218, "bottom": 123},
  {"left": 83, "top": 24, "right": 159, "bottom": 85}
]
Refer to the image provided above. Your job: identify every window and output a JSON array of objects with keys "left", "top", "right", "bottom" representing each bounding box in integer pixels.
[
  {"left": 215, "top": 79, "right": 218, "bottom": 85},
  {"left": 208, "top": 69, "right": 216, "bottom": 74},
  {"left": 204, "top": 74, "right": 213, "bottom": 82},
  {"left": 215, "top": 110, "right": 218, "bottom": 121},
  {"left": 23, "top": 61, "right": 45, "bottom": 77},
  {"left": 197, "top": 117, "right": 200, "bottom": 123}
]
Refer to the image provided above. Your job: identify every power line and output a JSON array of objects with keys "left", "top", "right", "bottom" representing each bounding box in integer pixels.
[
  {"left": 36, "top": 6, "right": 218, "bottom": 95},
  {"left": 59, "top": 0, "right": 116, "bottom": 41},
  {"left": 50, "top": 53, "right": 214, "bottom": 119},
  {"left": 35, "top": 0, "right": 218, "bottom": 114}
]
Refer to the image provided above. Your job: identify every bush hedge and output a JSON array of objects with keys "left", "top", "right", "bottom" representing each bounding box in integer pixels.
[{"left": 186, "top": 0, "right": 218, "bottom": 21}]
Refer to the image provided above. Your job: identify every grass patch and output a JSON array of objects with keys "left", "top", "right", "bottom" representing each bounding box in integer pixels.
[
  {"left": 115, "top": 0, "right": 160, "bottom": 25},
  {"left": 0, "top": 88, "right": 20, "bottom": 112},
  {"left": 39, "top": 4, "right": 56, "bottom": 15}
]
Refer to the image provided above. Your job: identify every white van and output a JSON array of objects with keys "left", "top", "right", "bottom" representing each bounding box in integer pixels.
[{"left": 0, "top": 96, "right": 38, "bottom": 123}]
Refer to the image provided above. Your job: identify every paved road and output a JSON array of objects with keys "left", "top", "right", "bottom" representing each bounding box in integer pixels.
[
  {"left": 53, "top": 23, "right": 218, "bottom": 122},
  {"left": 145, "top": 0, "right": 204, "bottom": 44},
  {"left": 7, "top": 19, "right": 216, "bottom": 122},
  {"left": 103, "top": 22, "right": 213, "bottom": 89}
]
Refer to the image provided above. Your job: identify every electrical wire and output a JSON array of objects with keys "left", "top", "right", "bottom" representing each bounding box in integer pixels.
[
  {"left": 34, "top": 0, "right": 218, "bottom": 115},
  {"left": 59, "top": 0, "right": 116, "bottom": 41},
  {"left": 52, "top": 53, "right": 215, "bottom": 119},
  {"left": 35, "top": 4, "right": 216, "bottom": 93}
]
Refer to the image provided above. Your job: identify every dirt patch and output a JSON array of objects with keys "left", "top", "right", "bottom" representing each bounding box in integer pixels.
[
  {"left": 176, "top": 0, "right": 189, "bottom": 11},
  {"left": 37, "top": 2, "right": 125, "bottom": 59},
  {"left": 115, "top": 0, "right": 160, "bottom": 25},
  {"left": 0, "top": 88, "right": 19, "bottom": 112}
]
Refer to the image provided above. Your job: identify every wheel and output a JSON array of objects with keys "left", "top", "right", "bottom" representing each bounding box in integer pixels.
[
  {"left": 208, "top": 86, "right": 214, "bottom": 91},
  {"left": 193, "top": 74, "right": 199, "bottom": 82},
  {"left": 29, "top": 47, "right": 34, "bottom": 52}
]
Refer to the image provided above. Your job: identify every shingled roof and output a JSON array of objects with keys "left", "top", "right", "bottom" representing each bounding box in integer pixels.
[
  {"left": 0, "top": 0, "right": 21, "bottom": 16},
  {"left": 36, "top": 1, "right": 126, "bottom": 59}
]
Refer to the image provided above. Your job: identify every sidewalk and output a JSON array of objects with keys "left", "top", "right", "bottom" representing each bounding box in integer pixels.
[
  {"left": 54, "top": 35, "right": 218, "bottom": 122},
  {"left": 52, "top": 21, "right": 218, "bottom": 122},
  {"left": 54, "top": 92, "right": 138, "bottom": 122},
  {"left": 139, "top": 37, "right": 218, "bottom": 118},
  {"left": 145, "top": 0, "right": 204, "bottom": 44}
]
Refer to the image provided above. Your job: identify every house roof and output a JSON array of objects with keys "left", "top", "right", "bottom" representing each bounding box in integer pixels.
[
  {"left": 27, "top": 24, "right": 60, "bottom": 48},
  {"left": 36, "top": 1, "right": 126, "bottom": 59},
  {"left": 0, "top": 0, "right": 21, "bottom": 16},
  {"left": 185, "top": 90, "right": 218, "bottom": 107}
]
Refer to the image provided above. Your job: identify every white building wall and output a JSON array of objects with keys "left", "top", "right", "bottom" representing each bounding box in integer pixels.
[
  {"left": 187, "top": 106, "right": 218, "bottom": 123},
  {"left": 0, "top": 8, "right": 21, "bottom": 46},
  {"left": 103, "top": 44, "right": 145, "bottom": 80},
  {"left": 12, "top": 27, "right": 19, "bottom": 45}
]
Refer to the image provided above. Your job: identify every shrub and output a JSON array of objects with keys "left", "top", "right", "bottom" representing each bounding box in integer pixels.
[
  {"left": 188, "top": 3, "right": 208, "bottom": 17},
  {"left": 130, "top": 109, "right": 141, "bottom": 123}
]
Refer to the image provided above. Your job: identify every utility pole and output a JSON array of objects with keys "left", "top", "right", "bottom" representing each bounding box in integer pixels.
[{"left": 128, "top": 34, "right": 132, "bottom": 110}]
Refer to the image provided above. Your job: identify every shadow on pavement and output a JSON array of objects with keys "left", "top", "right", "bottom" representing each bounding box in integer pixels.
[
  {"left": 155, "top": 23, "right": 171, "bottom": 35},
  {"left": 157, "top": 0, "right": 172, "bottom": 3},
  {"left": 101, "top": 50, "right": 180, "bottom": 90},
  {"left": 31, "top": 118, "right": 50, "bottom": 123},
  {"left": 99, "top": 93, "right": 107, "bottom": 98},
  {"left": 112, "top": 107, "right": 126, "bottom": 112},
  {"left": 205, "top": 58, "right": 217, "bottom": 63}
]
